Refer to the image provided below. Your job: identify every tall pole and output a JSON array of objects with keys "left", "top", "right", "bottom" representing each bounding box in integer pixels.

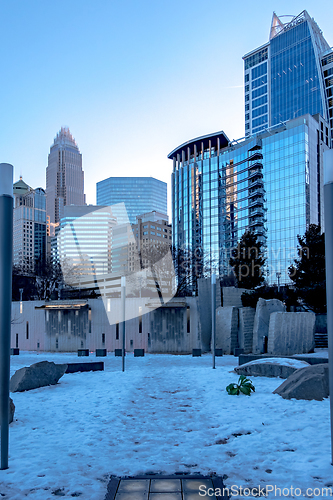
[
  {"left": 0, "top": 163, "right": 13, "bottom": 470},
  {"left": 324, "top": 150, "right": 333, "bottom": 464},
  {"left": 211, "top": 272, "right": 216, "bottom": 369},
  {"left": 121, "top": 276, "right": 126, "bottom": 372}
]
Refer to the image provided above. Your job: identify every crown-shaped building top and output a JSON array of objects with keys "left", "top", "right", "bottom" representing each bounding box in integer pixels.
[{"left": 53, "top": 127, "right": 79, "bottom": 149}]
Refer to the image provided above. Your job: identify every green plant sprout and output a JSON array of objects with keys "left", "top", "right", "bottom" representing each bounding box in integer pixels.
[{"left": 226, "top": 375, "right": 255, "bottom": 396}]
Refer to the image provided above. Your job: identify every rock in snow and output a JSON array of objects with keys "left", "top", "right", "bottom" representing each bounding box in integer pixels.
[
  {"left": 10, "top": 361, "right": 68, "bottom": 393},
  {"left": 273, "top": 363, "right": 329, "bottom": 401},
  {"left": 235, "top": 357, "right": 309, "bottom": 379},
  {"left": 9, "top": 397, "right": 15, "bottom": 423}
]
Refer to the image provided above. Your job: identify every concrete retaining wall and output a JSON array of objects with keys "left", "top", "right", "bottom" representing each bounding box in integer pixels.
[
  {"left": 267, "top": 312, "right": 316, "bottom": 356},
  {"left": 11, "top": 297, "right": 203, "bottom": 354}
]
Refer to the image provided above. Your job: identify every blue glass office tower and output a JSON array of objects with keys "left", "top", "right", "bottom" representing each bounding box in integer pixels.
[
  {"left": 243, "top": 11, "right": 332, "bottom": 145},
  {"left": 170, "top": 114, "right": 329, "bottom": 286},
  {"left": 96, "top": 177, "right": 167, "bottom": 224}
]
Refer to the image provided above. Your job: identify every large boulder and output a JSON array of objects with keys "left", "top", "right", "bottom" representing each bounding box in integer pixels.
[
  {"left": 235, "top": 358, "right": 309, "bottom": 379},
  {"left": 0, "top": 398, "right": 15, "bottom": 424},
  {"left": 9, "top": 398, "right": 15, "bottom": 423},
  {"left": 252, "top": 298, "right": 285, "bottom": 354},
  {"left": 273, "top": 363, "right": 329, "bottom": 401},
  {"left": 10, "top": 361, "right": 68, "bottom": 393}
]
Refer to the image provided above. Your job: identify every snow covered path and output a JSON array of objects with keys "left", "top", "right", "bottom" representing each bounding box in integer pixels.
[{"left": 0, "top": 352, "right": 332, "bottom": 499}]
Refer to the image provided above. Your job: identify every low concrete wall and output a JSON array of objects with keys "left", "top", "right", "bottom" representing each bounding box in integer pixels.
[
  {"left": 216, "top": 306, "right": 239, "bottom": 354},
  {"left": 267, "top": 312, "right": 315, "bottom": 356},
  {"left": 11, "top": 297, "right": 204, "bottom": 354},
  {"left": 252, "top": 298, "right": 285, "bottom": 354}
]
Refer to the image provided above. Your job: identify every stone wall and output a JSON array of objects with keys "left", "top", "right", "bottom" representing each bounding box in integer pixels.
[
  {"left": 216, "top": 306, "right": 239, "bottom": 354},
  {"left": 267, "top": 312, "right": 316, "bottom": 356}
]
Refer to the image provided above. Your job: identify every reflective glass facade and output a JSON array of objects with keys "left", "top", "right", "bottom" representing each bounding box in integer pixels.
[
  {"left": 96, "top": 177, "right": 167, "bottom": 224},
  {"left": 57, "top": 205, "right": 115, "bottom": 277},
  {"left": 270, "top": 20, "right": 324, "bottom": 125},
  {"left": 170, "top": 115, "right": 328, "bottom": 287},
  {"left": 243, "top": 11, "right": 332, "bottom": 143}
]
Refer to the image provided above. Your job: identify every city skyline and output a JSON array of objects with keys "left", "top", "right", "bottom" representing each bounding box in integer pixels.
[{"left": 1, "top": 2, "right": 332, "bottom": 217}]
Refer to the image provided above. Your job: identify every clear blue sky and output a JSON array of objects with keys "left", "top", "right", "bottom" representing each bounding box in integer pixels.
[{"left": 1, "top": 1, "right": 332, "bottom": 216}]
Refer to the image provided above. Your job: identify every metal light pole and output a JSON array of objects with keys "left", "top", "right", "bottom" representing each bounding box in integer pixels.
[
  {"left": 0, "top": 163, "right": 13, "bottom": 470},
  {"left": 211, "top": 273, "right": 216, "bottom": 369},
  {"left": 324, "top": 149, "right": 333, "bottom": 464},
  {"left": 276, "top": 272, "right": 281, "bottom": 293},
  {"left": 121, "top": 276, "right": 126, "bottom": 372}
]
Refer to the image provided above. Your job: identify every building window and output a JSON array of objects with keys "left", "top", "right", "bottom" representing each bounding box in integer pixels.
[
  {"left": 187, "top": 307, "right": 190, "bottom": 333},
  {"left": 16, "top": 333, "right": 19, "bottom": 348},
  {"left": 116, "top": 322, "right": 119, "bottom": 340},
  {"left": 26, "top": 321, "right": 29, "bottom": 340},
  {"left": 130, "top": 339, "right": 133, "bottom": 346}
]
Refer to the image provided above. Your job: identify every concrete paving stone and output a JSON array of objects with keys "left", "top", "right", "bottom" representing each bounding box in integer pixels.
[
  {"left": 150, "top": 479, "right": 181, "bottom": 492},
  {"left": 182, "top": 479, "right": 213, "bottom": 491},
  {"left": 183, "top": 492, "right": 216, "bottom": 500},
  {"left": 149, "top": 493, "right": 182, "bottom": 500},
  {"left": 117, "top": 479, "right": 149, "bottom": 493},
  {"left": 115, "top": 491, "right": 148, "bottom": 500}
]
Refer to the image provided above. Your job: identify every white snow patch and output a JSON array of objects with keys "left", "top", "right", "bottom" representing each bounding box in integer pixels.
[{"left": 0, "top": 352, "right": 331, "bottom": 499}]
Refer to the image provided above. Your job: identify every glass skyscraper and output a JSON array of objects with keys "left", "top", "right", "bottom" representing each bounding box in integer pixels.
[
  {"left": 170, "top": 114, "right": 329, "bottom": 287},
  {"left": 243, "top": 10, "right": 332, "bottom": 146},
  {"left": 96, "top": 177, "right": 167, "bottom": 224}
]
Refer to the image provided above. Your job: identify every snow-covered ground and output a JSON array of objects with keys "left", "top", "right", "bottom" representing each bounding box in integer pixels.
[{"left": 0, "top": 351, "right": 332, "bottom": 499}]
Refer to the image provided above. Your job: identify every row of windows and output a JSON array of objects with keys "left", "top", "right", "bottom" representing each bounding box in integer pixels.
[
  {"left": 252, "top": 85, "right": 267, "bottom": 99},
  {"left": 252, "top": 105, "right": 268, "bottom": 119},
  {"left": 252, "top": 74, "right": 268, "bottom": 89},
  {"left": 252, "top": 94, "right": 268, "bottom": 109},
  {"left": 322, "top": 53, "right": 333, "bottom": 67},
  {"left": 252, "top": 115, "right": 268, "bottom": 128},
  {"left": 244, "top": 50, "right": 268, "bottom": 70}
]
